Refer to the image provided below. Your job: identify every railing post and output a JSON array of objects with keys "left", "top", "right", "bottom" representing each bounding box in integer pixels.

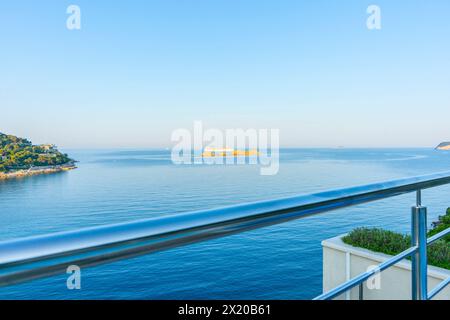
[
  {"left": 358, "top": 283, "right": 364, "bottom": 300},
  {"left": 411, "top": 194, "right": 428, "bottom": 300}
]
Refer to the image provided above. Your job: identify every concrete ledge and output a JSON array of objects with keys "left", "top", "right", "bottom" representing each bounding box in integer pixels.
[{"left": 322, "top": 234, "right": 450, "bottom": 300}]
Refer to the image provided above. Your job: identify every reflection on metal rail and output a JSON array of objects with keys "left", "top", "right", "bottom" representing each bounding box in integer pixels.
[{"left": 0, "top": 171, "right": 450, "bottom": 299}]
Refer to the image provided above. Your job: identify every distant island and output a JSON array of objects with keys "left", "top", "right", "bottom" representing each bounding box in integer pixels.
[
  {"left": 0, "top": 132, "right": 76, "bottom": 180},
  {"left": 435, "top": 142, "right": 450, "bottom": 151}
]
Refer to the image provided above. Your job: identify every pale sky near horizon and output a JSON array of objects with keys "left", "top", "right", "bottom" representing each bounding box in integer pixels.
[{"left": 1, "top": 1, "right": 450, "bottom": 148}]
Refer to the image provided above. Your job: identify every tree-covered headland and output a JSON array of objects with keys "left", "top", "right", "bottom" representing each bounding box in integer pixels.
[{"left": 0, "top": 132, "right": 73, "bottom": 173}]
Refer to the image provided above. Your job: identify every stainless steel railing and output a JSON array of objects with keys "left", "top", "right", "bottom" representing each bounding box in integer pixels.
[{"left": 0, "top": 171, "right": 450, "bottom": 299}]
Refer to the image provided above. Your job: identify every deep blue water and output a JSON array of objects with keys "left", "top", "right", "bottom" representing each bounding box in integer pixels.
[{"left": 1, "top": 148, "right": 450, "bottom": 299}]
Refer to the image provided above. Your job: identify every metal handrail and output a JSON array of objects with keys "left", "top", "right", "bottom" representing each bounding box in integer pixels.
[
  {"left": 427, "top": 227, "right": 450, "bottom": 245},
  {"left": 1, "top": 171, "right": 450, "bottom": 297},
  {"left": 428, "top": 277, "right": 450, "bottom": 300},
  {"left": 426, "top": 227, "right": 450, "bottom": 300}
]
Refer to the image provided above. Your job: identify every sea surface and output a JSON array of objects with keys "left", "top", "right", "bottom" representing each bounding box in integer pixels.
[{"left": 0, "top": 148, "right": 450, "bottom": 299}]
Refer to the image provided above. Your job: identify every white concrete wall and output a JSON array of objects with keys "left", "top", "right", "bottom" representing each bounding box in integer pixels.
[{"left": 322, "top": 235, "right": 450, "bottom": 300}]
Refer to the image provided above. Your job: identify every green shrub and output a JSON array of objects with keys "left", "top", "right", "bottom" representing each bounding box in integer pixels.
[
  {"left": 427, "top": 240, "right": 450, "bottom": 270},
  {"left": 428, "top": 209, "right": 450, "bottom": 242},
  {"left": 342, "top": 209, "right": 450, "bottom": 270},
  {"left": 342, "top": 228, "right": 410, "bottom": 256}
]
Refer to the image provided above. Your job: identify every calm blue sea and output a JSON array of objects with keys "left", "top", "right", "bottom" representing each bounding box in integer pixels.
[{"left": 1, "top": 148, "right": 450, "bottom": 299}]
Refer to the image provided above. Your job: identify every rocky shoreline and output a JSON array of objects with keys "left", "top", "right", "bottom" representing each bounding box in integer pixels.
[{"left": 0, "top": 163, "right": 77, "bottom": 180}]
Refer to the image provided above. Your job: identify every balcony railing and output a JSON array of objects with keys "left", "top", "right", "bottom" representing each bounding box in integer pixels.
[{"left": 0, "top": 171, "right": 449, "bottom": 299}]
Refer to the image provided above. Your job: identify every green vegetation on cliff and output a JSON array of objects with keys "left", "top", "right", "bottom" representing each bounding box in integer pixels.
[{"left": 0, "top": 132, "right": 73, "bottom": 172}]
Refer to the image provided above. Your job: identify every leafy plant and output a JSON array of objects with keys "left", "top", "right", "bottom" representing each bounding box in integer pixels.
[
  {"left": 342, "top": 209, "right": 450, "bottom": 270},
  {"left": 342, "top": 228, "right": 410, "bottom": 256},
  {"left": 428, "top": 208, "right": 450, "bottom": 242}
]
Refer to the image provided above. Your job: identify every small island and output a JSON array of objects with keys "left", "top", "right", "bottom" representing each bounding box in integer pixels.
[
  {"left": 0, "top": 132, "right": 76, "bottom": 180},
  {"left": 435, "top": 142, "right": 450, "bottom": 151}
]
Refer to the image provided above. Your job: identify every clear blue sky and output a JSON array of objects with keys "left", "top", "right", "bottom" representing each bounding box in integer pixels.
[{"left": 1, "top": 1, "right": 449, "bottom": 148}]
